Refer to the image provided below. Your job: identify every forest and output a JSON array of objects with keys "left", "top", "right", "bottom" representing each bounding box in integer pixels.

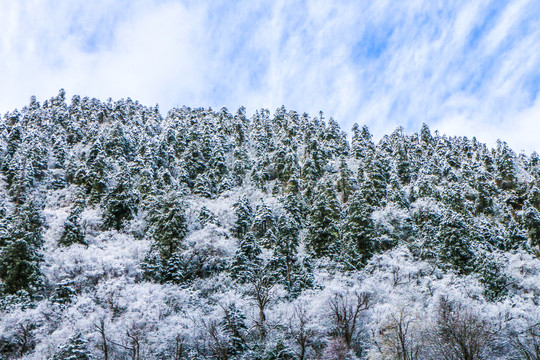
[{"left": 0, "top": 90, "right": 539, "bottom": 359}]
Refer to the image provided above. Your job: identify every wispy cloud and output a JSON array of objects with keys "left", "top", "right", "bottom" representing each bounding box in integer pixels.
[{"left": 1, "top": 0, "right": 539, "bottom": 152}]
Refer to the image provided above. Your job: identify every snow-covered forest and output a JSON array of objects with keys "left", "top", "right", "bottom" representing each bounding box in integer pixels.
[{"left": 0, "top": 90, "right": 539, "bottom": 359}]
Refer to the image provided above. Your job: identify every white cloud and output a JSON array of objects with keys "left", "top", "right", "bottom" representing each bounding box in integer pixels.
[
  {"left": 482, "top": 0, "right": 530, "bottom": 55},
  {"left": 1, "top": 0, "right": 540, "bottom": 153}
]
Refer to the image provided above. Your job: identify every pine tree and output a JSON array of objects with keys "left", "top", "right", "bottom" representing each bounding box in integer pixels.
[
  {"left": 395, "top": 144, "right": 411, "bottom": 185},
  {"left": 0, "top": 237, "right": 43, "bottom": 295},
  {"left": 84, "top": 140, "right": 110, "bottom": 202},
  {"left": 270, "top": 214, "right": 311, "bottom": 296},
  {"left": 438, "top": 211, "right": 475, "bottom": 274},
  {"left": 232, "top": 196, "right": 253, "bottom": 239},
  {"left": 341, "top": 191, "right": 375, "bottom": 269},
  {"left": 220, "top": 303, "right": 248, "bottom": 356},
  {"left": 198, "top": 206, "right": 218, "bottom": 228},
  {"left": 523, "top": 201, "right": 540, "bottom": 253},
  {"left": 305, "top": 180, "right": 341, "bottom": 258},
  {"left": 263, "top": 339, "right": 296, "bottom": 360},
  {"left": 193, "top": 173, "right": 214, "bottom": 198},
  {"left": 351, "top": 124, "right": 375, "bottom": 160},
  {"left": 360, "top": 151, "right": 390, "bottom": 207},
  {"left": 102, "top": 171, "right": 137, "bottom": 231},
  {"left": 230, "top": 233, "right": 263, "bottom": 283},
  {"left": 146, "top": 191, "right": 188, "bottom": 260},
  {"left": 232, "top": 146, "right": 251, "bottom": 186},
  {"left": 50, "top": 332, "right": 93, "bottom": 360},
  {"left": 336, "top": 157, "right": 355, "bottom": 203},
  {"left": 280, "top": 176, "right": 306, "bottom": 226},
  {"left": 420, "top": 123, "right": 434, "bottom": 146},
  {"left": 253, "top": 202, "right": 276, "bottom": 247},
  {"left": 475, "top": 251, "right": 510, "bottom": 301},
  {"left": 0, "top": 201, "right": 44, "bottom": 295},
  {"left": 59, "top": 207, "right": 86, "bottom": 247},
  {"left": 495, "top": 140, "right": 517, "bottom": 189}
]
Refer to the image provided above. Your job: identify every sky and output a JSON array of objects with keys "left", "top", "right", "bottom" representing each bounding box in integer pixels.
[{"left": 1, "top": 0, "right": 540, "bottom": 153}]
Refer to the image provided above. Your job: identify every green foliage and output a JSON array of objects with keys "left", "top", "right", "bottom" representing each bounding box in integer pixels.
[
  {"left": 59, "top": 209, "right": 86, "bottom": 247},
  {"left": 230, "top": 233, "right": 263, "bottom": 283},
  {"left": 142, "top": 191, "right": 188, "bottom": 283},
  {"left": 102, "top": 172, "right": 137, "bottom": 230},
  {"left": 0, "top": 238, "right": 43, "bottom": 295},
  {"left": 341, "top": 191, "right": 375, "bottom": 269},
  {"left": 0, "top": 200, "right": 44, "bottom": 295},
  {"left": 220, "top": 303, "right": 248, "bottom": 356},
  {"left": 146, "top": 191, "right": 188, "bottom": 259},
  {"left": 50, "top": 333, "right": 93, "bottom": 360},
  {"left": 306, "top": 180, "right": 341, "bottom": 258},
  {"left": 438, "top": 211, "right": 475, "bottom": 275},
  {"left": 232, "top": 196, "right": 253, "bottom": 239}
]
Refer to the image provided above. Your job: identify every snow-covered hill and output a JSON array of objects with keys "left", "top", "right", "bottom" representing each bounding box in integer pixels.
[{"left": 0, "top": 91, "right": 539, "bottom": 359}]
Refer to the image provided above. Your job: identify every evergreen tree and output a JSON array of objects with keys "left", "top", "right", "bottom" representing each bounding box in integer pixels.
[
  {"left": 193, "top": 173, "right": 214, "bottom": 198},
  {"left": 0, "top": 237, "right": 43, "bottom": 295},
  {"left": 351, "top": 124, "right": 375, "bottom": 160},
  {"left": 232, "top": 146, "right": 251, "bottom": 186},
  {"left": 253, "top": 202, "right": 276, "bottom": 247},
  {"left": 281, "top": 176, "right": 306, "bottom": 226},
  {"left": 438, "top": 211, "right": 475, "bottom": 274},
  {"left": 395, "top": 144, "right": 411, "bottom": 185},
  {"left": 420, "top": 123, "right": 434, "bottom": 146},
  {"left": 360, "top": 151, "right": 390, "bottom": 208},
  {"left": 50, "top": 333, "right": 93, "bottom": 360},
  {"left": 59, "top": 207, "right": 86, "bottom": 247},
  {"left": 198, "top": 206, "right": 218, "bottom": 228},
  {"left": 523, "top": 201, "right": 540, "bottom": 253},
  {"left": 220, "top": 303, "right": 248, "bottom": 356},
  {"left": 305, "top": 180, "right": 341, "bottom": 258},
  {"left": 495, "top": 140, "right": 517, "bottom": 189},
  {"left": 102, "top": 171, "right": 137, "bottom": 231},
  {"left": 270, "top": 214, "right": 311, "bottom": 296},
  {"left": 336, "top": 157, "right": 355, "bottom": 203},
  {"left": 0, "top": 201, "right": 44, "bottom": 295},
  {"left": 230, "top": 233, "right": 263, "bottom": 283},
  {"left": 84, "top": 140, "right": 110, "bottom": 202},
  {"left": 341, "top": 191, "right": 375, "bottom": 268},
  {"left": 232, "top": 196, "right": 253, "bottom": 239},
  {"left": 475, "top": 251, "right": 510, "bottom": 301},
  {"left": 146, "top": 191, "right": 188, "bottom": 260}
]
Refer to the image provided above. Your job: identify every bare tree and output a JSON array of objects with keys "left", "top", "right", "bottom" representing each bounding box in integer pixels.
[
  {"left": 328, "top": 291, "right": 371, "bottom": 351},
  {"left": 172, "top": 334, "right": 188, "bottom": 360},
  {"left": 126, "top": 329, "right": 141, "bottom": 360},
  {"left": 373, "top": 307, "right": 424, "bottom": 360},
  {"left": 201, "top": 318, "right": 232, "bottom": 360},
  {"left": 431, "top": 297, "right": 493, "bottom": 360},
  {"left": 247, "top": 267, "right": 276, "bottom": 341},
  {"left": 94, "top": 318, "right": 109, "bottom": 360},
  {"left": 94, "top": 318, "right": 144, "bottom": 360},
  {"left": 510, "top": 322, "right": 540, "bottom": 360},
  {"left": 287, "top": 302, "right": 317, "bottom": 360}
]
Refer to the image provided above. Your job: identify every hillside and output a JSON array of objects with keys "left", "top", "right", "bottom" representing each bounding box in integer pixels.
[{"left": 0, "top": 90, "right": 539, "bottom": 359}]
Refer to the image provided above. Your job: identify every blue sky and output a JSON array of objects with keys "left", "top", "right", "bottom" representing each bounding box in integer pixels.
[{"left": 1, "top": 0, "right": 540, "bottom": 152}]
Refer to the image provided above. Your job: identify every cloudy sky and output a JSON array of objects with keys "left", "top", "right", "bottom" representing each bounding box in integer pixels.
[{"left": 1, "top": 0, "right": 540, "bottom": 152}]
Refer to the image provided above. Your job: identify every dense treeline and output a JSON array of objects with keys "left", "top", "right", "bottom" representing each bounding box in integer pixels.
[{"left": 0, "top": 90, "right": 539, "bottom": 359}]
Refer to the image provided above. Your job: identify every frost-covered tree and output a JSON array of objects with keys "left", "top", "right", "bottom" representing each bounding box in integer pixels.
[
  {"left": 305, "top": 179, "right": 341, "bottom": 258},
  {"left": 0, "top": 200, "right": 44, "bottom": 295},
  {"left": 0, "top": 93, "right": 539, "bottom": 359},
  {"left": 141, "top": 191, "right": 188, "bottom": 283},
  {"left": 232, "top": 195, "right": 253, "bottom": 239},
  {"left": 50, "top": 333, "right": 93, "bottom": 360},
  {"left": 59, "top": 207, "right": 86, "bottom": 247},
  {"left": 341, "top": 191, "right": 376, "bottom": 269}
]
